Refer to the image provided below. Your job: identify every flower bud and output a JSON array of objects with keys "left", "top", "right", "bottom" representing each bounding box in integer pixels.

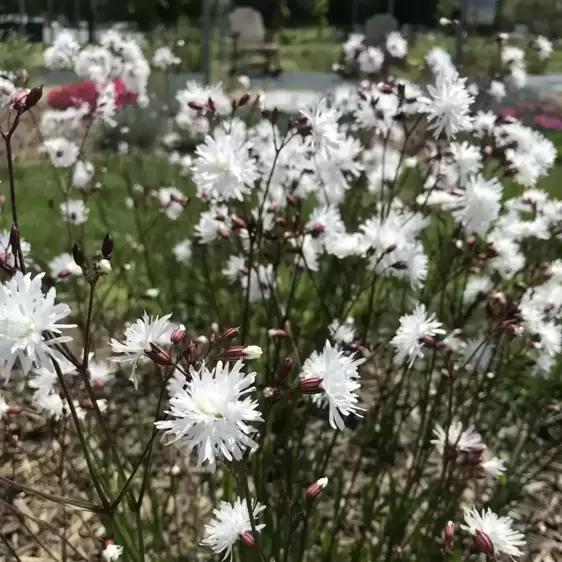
[
  {"left": 146, "top": 343, "right": 173, "bottom": 367},
  {"left": 444, "top": 521, "right": 455, "bottom": 542},
  {"left": 185, "top": 340, "right": 199, "bottom": 365},
  {"left": 278, "top": 357, "right": 293, "bottom": 380},
  {"left": 58, "top": 268, "right": 71, "bottom": 279},
  {"left": 101, "top": 233, "right": 113, "bottom": 259},
  {"left": 243, "top": 345, "right": 263, "bottom": 360},
  {"left": 306, "top": 476, "right": 328, "bottom": 497},
  {"left": 222, "top": 327, "right": 240, "bottom": 341},
  {"left": 298, "top": 377, "right": 323, "bottom": 394},
  {"left": 24, "top": 85, "right": 43, "bottom": 110},
  {"left": 268, "top": 329, "right": 288, "bottom": 338},
  {"left": 6, "top": 404, "right": 22, "bottom": 415},
  {"left": 11, "top": 89, "right": 29, "bottom": 111},
  {"left": 231, "top": 215, "right": 247, "bottom": 229},
  {"left": 171, "top": 324, "right": 186, "bottom": 343},
  {"left": 474, "top": 530, "right": 494, "bottom": 557},
  {"left": 72, "top": 242, "right": 86, "bottom": 269},
  {"left": 238, "top": 93, "right": 250, "bottom": 107},
  {"left": 240, "top": 531, "right": 255, "bottom": 548},
  {"left": 188, "top": 100, "right": 206, "bottom": 111}
]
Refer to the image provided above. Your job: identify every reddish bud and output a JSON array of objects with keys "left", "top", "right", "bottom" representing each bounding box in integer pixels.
[
  {"left": 58, "top": 268, "right": 71, "bottom": 279},
  {"left": 231, "top": 215, "right": 247, "bottom": 229},
  {"left": 171, "top": 325, "right": 186, "bottom": 343},
  {"left": 6, "top": 404, "right": 22, "bottom": 415},
  {"left": 207, "top": 97, "right": 217, "bottom": 114},
  {"left": 306, "top": 476, "right": 328, "bottom": 497},
  {"left": 278, "top": 357, "right": 293, "bottom": 380},
  {"left": 444, "top": 521, "right": 455, "bottom": 542},
  {"left": 286, "top": 194, "right": 297, "bottom": 207},
  {"left": 185, "top": 340, "right": 199, "bottom": 365},
  {"left": 240, "top": 531, "right": 255, "bottom": 548},
  {"left": 11, "top": 89, "right": 29, "bottom": 111},
  {"left": 268, "top": 329, "right": 289, "bottom": 338},
  {"left": 78, "top": 529, "right": 90, "bottom": 538},
  {"left": 223, "top": 346, "right": 245, "bottom": 358},
  {"left": 101, "top": 233, "right": 113, "bottom": 259},
  {"left": 298, "top": 377, "right": 323, "bottom": 394},
  {"left": 310, "top": 223, "right": 325, "bottom": 237},
  {"left": 238, "top": 93, "right": 250, "bottom": 107},
  {"left": 222, "top": 327, "right": 240, "bottom": 341},
  {"left": 146, "top": 343, "right": 174, "bottom": 366},
  {"left": 188, "top": 100, "right": 206, "bottom": 111},
  {"left": 474, "top": 530, "right": 494, "bottom": 557},
  {"left": 80, "top": 399, "right": 93, "bottom": 409},
  {"left": 466, "top": 235, "right": 476, "bottom": 245}
]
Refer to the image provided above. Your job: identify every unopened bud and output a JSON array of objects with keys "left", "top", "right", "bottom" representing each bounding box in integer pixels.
[
  {"left": 185, "top": 340, "right": 199, "bottom": 365},
  {"left": 24, "top": 85, "right": 43, "bottom": 110},
  {"left": 11, "top": 89, "right": 29, "bottom": 111},
  {"left": 231, "top": 215, "right": 247, "bottom": 229},
  {"left": 146, "top": 343, "right": 173, "bottom": 366},
  {"left": 58, "top": 268, "right": 71, "bottom": 279},
  {"left": 298, "top": 377, "right": 323, "bottom": 394},
  {"left": 474, "top": 530, "right": 494, "bottom": 557},
  {"left": 286, "top": 194, "right": 297, "bottom": 207},
  {"left": 72, "top": 242, "right": 86, "bottom": 269},
  {"left": 101, "top": 233, "right": 113, "bottom": 259},
  {"left": 278, "top": 357, "right": 293, "bottom": 380},
  {"left": 444, "top": 521, "right": 455, "bottom": 541},
  {"left": 171, "top": 324, "right": 186, "bottom": 343},
  {"left": 80, "top": 399, "right": 93, "bottom": 409},
  {"left": 188, "top": 100, "right": 206, "bottom": 111},
  {"left": 78, "top": 529, "right": 90, "bottom": 538},
  {"left": 306, "top": 476, "right": 328, "bottom": 497},
  {"left": 240, "top": 531, "right": 255, "bottom": 548},
  {"left": 268, "top": 329, "right": 289, "bottom": 338},
  {"left": 238, "top": 93, "right": 250, "bottom": 107},
  {"left": 223, "top": 327, "right": 240, "bottom": 341},
  {"left": 6, "top": 404, "right": 22, "bottom": 415}
]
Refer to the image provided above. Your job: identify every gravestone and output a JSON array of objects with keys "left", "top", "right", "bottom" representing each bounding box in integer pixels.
[
  {"left": 229, "top": 7, "right": 266, "bottom": 46},
  {"left": 364, "top": 13, "right": 398, "bottom": 47}
]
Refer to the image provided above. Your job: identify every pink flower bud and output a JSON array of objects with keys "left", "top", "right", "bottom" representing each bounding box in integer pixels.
[
  {"left": 444, "top": 521, "right": 455, "bottom": 541},
  {"left": 171, "top": 325, "right": 186, "bottom": 343},
  {"left": 240, "top": 531, "right": 255, "bottom": 548},
  {"left": 298, "top": 377, "right": 323, "bottom": 394},
  {"left": 278, "top": 357, "right": 293, "bottom": 380},
  {"left": 11, "top": 89, "right": 29, "bottom": 111},
  {"left": 231, "top": 215, "right": 247, "bottom": 229},
  {"left": 310, "top": 223, "right": 325, "bottom": 237},
  {"left": 475, "top": 530, "right": 495, "bottom": 557},
  {"left": 58, "top": 268, "right": 71, "bottom": 278},
  {"left": 268, "top": 329, "right": 289, "bottom": 338},
  {"left": 6, "top": 404, "right": 22, "bottom": 415},
  {"left": 146, "top": 343, "right": 173, "bottom": 366},
  {"left": 306, "top": 476, "right": 328, "bottom": 497},
  {"left": 80, "top": 399, "right": 93, "bottom": 409},
  {"left": 222, "top": 327, "right": 240, "bottom": 341}
]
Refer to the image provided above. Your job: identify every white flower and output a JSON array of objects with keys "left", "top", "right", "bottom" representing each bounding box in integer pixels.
[
  {"left": 102, "top": 542, "right": 124, "bottom": 562},
  {"left": 391, "top": 304, "right": 445, "bottom": 367},
  {"left": 329, "top": 317, "right": 356, "bottom": 345},
  {"left": 464, "top": 276, "right": 492, "bottom": 304},
  {"left": 450, "top": 141, "right": 482, "bottom": 181},
  {"left": 60, "top": 200, "right": 89, "bottom": 225},
  {"left": 431, "top": 420, "right": 484, "bottom": 455},
  {"left": 201, "top": 497, "right": 265, "bottom": 560},
  {"left": 155, "top": 360, "right": 263, "bottom": 469},
  {"left": 534, "top": 36, "right": 553, "bottom": 60},
  {"left": 152, "top": 46, "right": 181, "bottom": 69},
  {"left": 300, "top": 340, "right": 365, "bottom": 430},
  {"left": 72, "top": 160, "right": 95, "bottom": 189},
  {"left": 157, "top": 187, "right": 186, "bottom": 220},
  {"left": 386, "top": 31, "right": 408, "bottom": 59},
  {"left": 0, "top": 272, "right": 75, "bottom": 380},
  {"left": 508, "top": 66, "right": 527, "bottom": 89},
  {"left": 88, "top": 359, "right": 115, "bottom": 387},
  {"left": 343, "top": 33, "right": 364, "bottom": 62},
  {"left": 357, "top": 46, "right": 385, "bottom": 74},
  {"left": 42, "top": 138, "right": 79, "bottom": 168},
  {"left": 481, "top": 457, "right": 506, "bottom": 477},
  {"left": 34, "top": 393, "right": 66, "bottom": 421},
  {"left": 501, "top": 46, "right": 525, "bottom": 67},
  {"left": 0, "top": 394, "right": 9, "bottom": 417},
  {"left": 109, "top": 313, "right": 173, "bottom": 388},
  {"left": 222, "top": 255, "right": 247, "bottom": 283},
  {"left": 426, "top": 71, "right": 474, "bottom": 139},
  {"left": 454, "top": 175, "right": 503, "bottom": 235},
  {"left": 487, "top": 80, "right": 506, "bottom": 101},
  {"left": 49, "top": 252, "right": 82, "bottom": 279},
  {"left": 195, "top": 207, "right": 230, "bottom": 244},
  {"left": 173, "top": 239, "right": 192, "bottom": 265},
  {"left": 243, "top": 346, "right": 262, "bottom": 360},
  {"left": 462, "top": 507, "right": 525, "bottom": 558},
  {"left": 300, "top": 98, "right": 344, "bottom": 156},
  {"left": 191, "top": 128, "right": 258, "bottom": 201}
]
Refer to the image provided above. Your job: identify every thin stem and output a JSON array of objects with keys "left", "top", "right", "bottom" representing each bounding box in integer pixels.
[{"left": 240, "top": 467, "right": 266, "bottom": 562}]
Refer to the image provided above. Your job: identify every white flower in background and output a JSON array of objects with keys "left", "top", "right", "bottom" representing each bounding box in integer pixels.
[
  {"left": 0, "top": 229, "right": 31, "bottom": 269},
  {"left": 0, "top": 272, "right": 75, "bottom": 380},
  {"left": 34, "top": 392, "right": 66, "bottom": 420},
  {"left": 343, "top": 33, "right": 364, "bottom": 62},
  {"left": 425, "top": 46, "right": 456, "bottom": 78},
  {"left": 241, "top": 264, "right": 276, "bottom": 303},
  {"left": 157, "top": 187, "right": 186, "bottom": 220},
  {"left": 295, "top": 235, "right": 320, "bottom": 272},
  {"left": 481, "top": 456, "right": 506, "bottom": 477},
  {"left": 109, "top": 313, "right": 173, "bottom": 388},
  {"left": 72, "top": 160, "right": 95, "bottom": 189},
  {"left": 357, "top": 46, "right": 385, "bottom": 74},
  {"left": 175, "top": 80, "right": 231, "bottom": 116},
  {"left": 426, "top": 71, "right": 474, "bottom": 139},
  {"left": 454, "top": 175, "right": 503, "bottom": 235},
  {"left": 463, "top": 276, "right": 492, "bottom": 304},
  {"left": 192, "top": 128, "right": 258, "bottom": 201},
  {"left": 300, "top": 340, "right": 365, "bottom": 430},
  {"left": 94, "top": 80, "right": 117, "bottom": 127},
  {"left": 60, "top": 200, "right": 89, "bottom": 225},
  {"left": 152, "top": 46, "right": 181, "bottom": 69},
  {"left": 462, "top": 507, "right": 525, "bottom": 558},
  {"left": 49, "top": 253, "right": 82, "bottom": 279},
  {"left": 42, "top": 138, "right": 79, "bottom": 168},
  {"left": 386, "top": 31, "right": 408, "bottom": 59},
  {"left": 487, "top": 79, "right": 506, "bottom": 101},
  {"left": 237, "top": 74, "right": 251, "bottom": 88},
  {"left": 195, "top": 206, "right": 230, "bottom": 244},
  {"left": 44, "top": 30, "right": 80, "bottom": 68},
  {"left": 300, "top": 98, "right": 344, "bottom": 156},
  {"left": 173, "top": 239, "right": 192, "bottom": 265},
  {"left": 201, "top": 497, "right": 265, "bottom": 560},
  {"left": 329, "top": 317, "right": 356, "bottom": 345},
  {"left": 534, "top": 35, "right": 553, "bottom": 60},
  {"left": 102, "top": 542, "right": 124, "bottom": 562},
  {"left": 501, "top": 46, "right": 525, "bottom": 68},
  {"left": 0, "top": 77, "right": 16, "bottom": 107},
  {"left": 88, "top": 358, "right": 115, "bottom": 387},
  {"left": 222, "top": 255, "right": 247, "bottom": 283},
  {"left": 391, "top": 304, "right": 445, "bottom": 367},
  {"left": 155, "top": 360, "right": 263, "bottom": 469},
  {"left": 450, "top": 141, "right": 482, "bottom": 181},
  {"left": 431, "top": 421, "right": 484, "bottom": 455},
  {"left": 508, "top": 66, "right": 527, "bottom": 89},
  {"left": 473, "top": 110, "right": 497, "bottom": 137}
]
